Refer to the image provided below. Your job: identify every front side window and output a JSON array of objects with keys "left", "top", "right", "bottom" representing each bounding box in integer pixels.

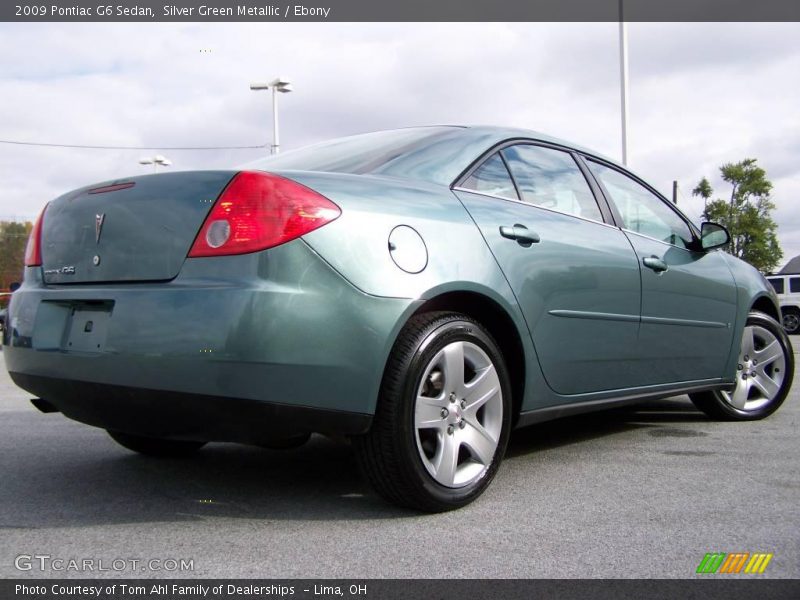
[
  {"left": 588, "top": 161, "right": 694, "bottom": 249},
  {"left": 768, "top": 278, "right": 785, "bottom": 294},
  {"left": 790, "top": 277, "right": 800, "bottom": 293},
  {"left": 500, "top": 145, "right": 603, "bottom": 222},
  {"left": 461, "top": 153, "right": 519, "bottom": 200}
]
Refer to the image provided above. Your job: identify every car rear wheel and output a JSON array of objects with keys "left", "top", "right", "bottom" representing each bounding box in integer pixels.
[
  {"left": 690, "top": 311, "right": 794, "bottom": 420},
  {"left": 782, "top": 308, "right": 800, "bottom": 335},
  {"left": 354, "top": 312, "right": 512, "bottom": 512},
  {"left": 107, "top": 430, "right": 206, "bottom": 457}
]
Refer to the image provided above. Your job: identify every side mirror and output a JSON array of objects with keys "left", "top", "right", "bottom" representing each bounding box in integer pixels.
[
  {"left": 9, "top": 282, "right": 21, "bottom": 293},
  {"left": 700, "top": 222, "right": 730, "bottom": 252}
]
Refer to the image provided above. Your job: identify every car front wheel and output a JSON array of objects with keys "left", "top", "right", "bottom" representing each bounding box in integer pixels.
[
  {"left": 690, "top": 311, "right": 794, "bottom": 420},
  {"left": 354, "top": 312, "right": 512, "bottom": 512}
]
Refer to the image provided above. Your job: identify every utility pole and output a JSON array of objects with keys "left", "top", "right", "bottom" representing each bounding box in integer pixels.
[
  {"left": 672, "top": 180, "right": 678, "bottom": 205},
  {"left": 619, "top": 0, "right": 629, "bottom": 166}
]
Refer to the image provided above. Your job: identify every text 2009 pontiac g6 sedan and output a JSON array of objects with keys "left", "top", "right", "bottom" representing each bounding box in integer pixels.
[{"left": 3, "top": 126, "right": 793, "bottom": 511}]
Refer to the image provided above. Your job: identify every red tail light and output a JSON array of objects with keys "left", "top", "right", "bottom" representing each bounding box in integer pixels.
[
  {"left": 188, "top": 171, "right": 341, "bottom": 257},
  {"left": 24, "top": 205, "right": 47, "bottom": 267}
]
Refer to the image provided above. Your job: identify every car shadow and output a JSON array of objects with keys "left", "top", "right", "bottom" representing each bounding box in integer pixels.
[
  {"left": 506, "top": 396, "right": 712, "bottom": 457},
  {"left": 1, "top": 397, "right": 712, "bottom": 529},
  {"left": 0, "top": 428, "right": 419, "bottom": 529}
]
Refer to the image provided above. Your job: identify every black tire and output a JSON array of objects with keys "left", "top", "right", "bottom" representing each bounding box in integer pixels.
[
  {"left": 354, "top": 312, "right": 512, "bottom": 512},
  {"left": 107, "top": 430, "right": 206, "bottom": 457},
  {"left": 782, "top": 308, "right": 800, "bottom": 335},
  {"left": 690, "top": 311, "right": 794, "bottom": 421}
]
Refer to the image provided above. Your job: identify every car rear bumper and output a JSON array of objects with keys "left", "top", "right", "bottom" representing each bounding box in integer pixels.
[
  {"left": 2, "top": 240, "right": 415, "bottom": 442},
  {"left": 11, "top": 372, "right": 372, "bottom": 442}
]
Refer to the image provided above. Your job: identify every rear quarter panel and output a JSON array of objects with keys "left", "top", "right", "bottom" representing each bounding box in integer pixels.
[
  {"left": 287, "top": 171, "right": 504, "bottom": 299},
  {"left": 282, "top": 170, "right": 547, "bottom": 413}
]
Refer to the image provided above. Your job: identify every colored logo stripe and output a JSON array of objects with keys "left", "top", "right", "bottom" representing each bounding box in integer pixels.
[
  {"left": 696, "top": 552, "right": 773, "bottom": 574},
  {"left": 697, "top": 553, "right": 726, "bottom": 574},
  {"left": 745, "top": 553, "right": 773, "bottom": 574},
  {"left": 719, "top": 553, "right": 749, "bottom": 573}
]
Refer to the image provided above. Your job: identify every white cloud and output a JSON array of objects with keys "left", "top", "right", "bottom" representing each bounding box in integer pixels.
[{"left": 0, "top": 22, "right": 798, "bottom": 265}]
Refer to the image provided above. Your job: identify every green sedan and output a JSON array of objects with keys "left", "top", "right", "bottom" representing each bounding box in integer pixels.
[{"left": 3, "top": 126, "right": 793, "bottom": 511}]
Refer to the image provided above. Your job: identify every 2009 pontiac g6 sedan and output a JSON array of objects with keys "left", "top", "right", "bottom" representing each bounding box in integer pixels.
[{"left": 3, "top": 126, "right": 794, "bottom": 511}]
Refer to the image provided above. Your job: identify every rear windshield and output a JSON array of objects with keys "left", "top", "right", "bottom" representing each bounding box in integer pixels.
[{"left": 245, "top": 127, "right": 454, "bottom": 176}]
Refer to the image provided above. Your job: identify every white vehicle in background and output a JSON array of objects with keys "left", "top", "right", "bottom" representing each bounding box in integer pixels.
[{"left": 766, "top": 274, "right": 800, "bottom": 334}]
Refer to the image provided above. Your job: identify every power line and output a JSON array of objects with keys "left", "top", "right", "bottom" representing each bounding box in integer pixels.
[{"left": 0, "top": 139, "right": 269, "bottom": 150}]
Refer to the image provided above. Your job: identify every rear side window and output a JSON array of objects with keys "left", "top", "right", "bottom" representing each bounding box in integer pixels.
[
  {"left": 501, "top": 145, "right": 603, "bottom": 222},
  {"left": 791, "top": 278, "right": 800, "bottom": 293},
  {"left": 768, "top": 278, "right": 785, "bottom": 294},
  {"left": 461, "top": 153, "right": 519, "bottom": 200}
]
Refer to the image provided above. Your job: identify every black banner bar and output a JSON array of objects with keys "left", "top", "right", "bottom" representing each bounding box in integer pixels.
[
  {"left": 3, "top": 579, "right": 800, "bottom": 600},
  {"left": 3, "top": 0, "right": 800, "bottom": 23}
]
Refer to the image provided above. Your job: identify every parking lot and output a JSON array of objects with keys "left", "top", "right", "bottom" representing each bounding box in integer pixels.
[{"left": 0, "top": 343, "right": 798, "bottom": 579}]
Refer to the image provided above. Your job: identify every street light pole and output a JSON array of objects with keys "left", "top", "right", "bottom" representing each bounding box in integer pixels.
[
  {"left": 139, "top": 154, "right": 172, "bottom": 173},
  {"left": 250, "top": 77, "right": 293, "bottom": 155},
  {"left": 619, "top": 1, "right": 630, "bottom": 166},
  {"left": 272, "top": 85, "right": 280, "bottom": 154}
]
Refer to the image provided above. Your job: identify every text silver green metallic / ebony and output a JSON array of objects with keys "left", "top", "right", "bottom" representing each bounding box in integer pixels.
[{"left": 3, "top": 126, "right": 793, "bottom": 511}]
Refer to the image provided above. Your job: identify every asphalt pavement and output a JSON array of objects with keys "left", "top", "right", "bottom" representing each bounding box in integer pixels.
[{"left": 0, "top": 342, "right": 798, "bottom": 579}]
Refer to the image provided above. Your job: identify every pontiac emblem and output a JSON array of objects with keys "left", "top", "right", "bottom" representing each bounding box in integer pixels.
[{"left": 95, "top": 213, "right": 105, "bottom": 244}]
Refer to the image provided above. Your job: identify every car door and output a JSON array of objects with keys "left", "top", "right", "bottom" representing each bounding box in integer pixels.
[
  {"left": 585, "top": 158, "right": 738, "bottom": 385},
  {"left": 453, "top": 143, "right": 643, "bottom": 396}
]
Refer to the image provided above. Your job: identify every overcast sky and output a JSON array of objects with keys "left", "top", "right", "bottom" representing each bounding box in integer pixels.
[{"left": 1, "top": 22, "right": 798, "bottom": 267}]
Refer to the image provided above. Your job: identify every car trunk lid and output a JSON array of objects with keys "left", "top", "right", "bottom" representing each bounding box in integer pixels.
[{"left": 41, "top": 171, "right": 236, "bottom": 284}]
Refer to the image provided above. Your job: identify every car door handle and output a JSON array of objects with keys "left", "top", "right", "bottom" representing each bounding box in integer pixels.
[
  {"left": 642, "top": 256, "right": 668, "bottom": 273},
  {"left": 499, "top": 224, "right": 540, "bottom": 247}
]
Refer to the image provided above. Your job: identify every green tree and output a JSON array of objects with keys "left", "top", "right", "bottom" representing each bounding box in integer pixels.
[
  {"left": 0, "top": 220, "right": 32, "bottom": 307},
  {"left": 691, "top": 176, "right": 713, "bottom": 220},
  {"left": 694, "top": 159, "right": 782, "bottom": 273}
]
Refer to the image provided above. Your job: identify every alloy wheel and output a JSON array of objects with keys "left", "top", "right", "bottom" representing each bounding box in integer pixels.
[
  {"left": 722, "top": 325, "right": 786, "bottom": 412},
  {"left": 414, "top": 340, "right": 503, "bottom": 488}
]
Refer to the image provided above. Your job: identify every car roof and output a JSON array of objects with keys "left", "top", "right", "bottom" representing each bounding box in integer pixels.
[
  {"left": 246, "top": 125, "right": 628, "bottom": 188},
  {"left": 457, "top": 125, "right": 618, "bottom": 162},
  {"left": 380, "top": 124, "right": 621, "bottom": 166}
]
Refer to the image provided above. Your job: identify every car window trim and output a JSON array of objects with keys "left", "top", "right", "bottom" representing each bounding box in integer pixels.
[
  {"left": 461, "top": 151, "right": 521, "bottom": 201},
  {"left": 498, "top": 151, "right": 522, "bottom": 201},
  {"left": 453, "top": 138, "right": 615, "bottom": 225},
  {"left": 581, "top": 155, "right": 702, "bottom": 251},
  {"left": 572, "top": 152, "right": 617, "bottom": 226},
  {"left": 452, "top": 186, "right": 621, "bottom": 230},
  {"left": 620, "top": 226, "right": 698, "bottom": 254}
]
